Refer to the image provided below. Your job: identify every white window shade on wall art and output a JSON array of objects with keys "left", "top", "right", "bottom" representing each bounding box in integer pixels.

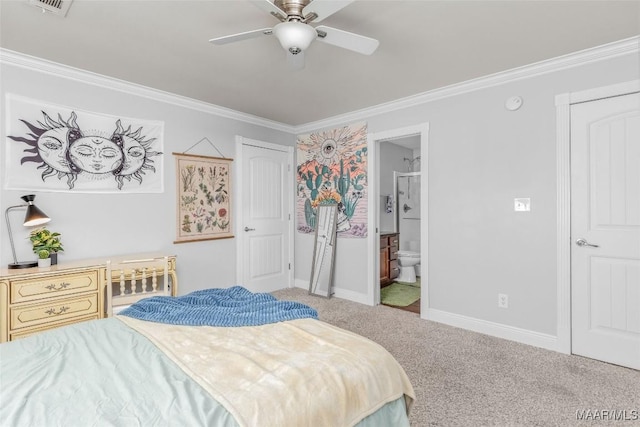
[{"left": 4, "top": 94, "right": 164, "bottom": 193}]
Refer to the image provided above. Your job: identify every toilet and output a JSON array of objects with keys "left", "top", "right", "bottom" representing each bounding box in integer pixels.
[{"left": 396, "top": 240, "right": 420, "bottom": 283}]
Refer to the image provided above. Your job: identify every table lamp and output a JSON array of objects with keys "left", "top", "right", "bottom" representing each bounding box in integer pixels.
[{"left": 5, "top": 194, "right": 51, "bottom": 269}]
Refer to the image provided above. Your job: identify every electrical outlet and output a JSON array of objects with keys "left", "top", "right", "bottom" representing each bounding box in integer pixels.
[{"left": 498, "top": 293, "right": 509, "bottom": 308}]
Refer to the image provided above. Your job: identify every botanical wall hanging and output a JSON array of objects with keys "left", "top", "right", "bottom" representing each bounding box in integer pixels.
[
  {"left": 297, "top": 122, "right": 368, "bottom": 238},
  {"left": 5, "top": 94, "right": 164, "bottom": 193},
  {"left": 173, "top": 153, "right": 233, "bottom": 243}
]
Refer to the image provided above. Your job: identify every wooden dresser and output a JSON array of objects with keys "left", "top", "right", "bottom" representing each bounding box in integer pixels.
[
  {"left": 0, "top": 253, "right": 176, "bottom": 343},
  {"left": 380, "top": 233, "right": 399, "bottom": 287}
]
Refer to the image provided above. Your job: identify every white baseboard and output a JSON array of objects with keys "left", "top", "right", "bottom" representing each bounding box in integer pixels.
[
  {"left": 427, "top": 308, "right": 560, "bottom": 352},
  {"left": 293, "top": 279, "right": 371, "bottom": 305},
  {"left": 292, "top": 279, "right": 559, "bottom": 352}
]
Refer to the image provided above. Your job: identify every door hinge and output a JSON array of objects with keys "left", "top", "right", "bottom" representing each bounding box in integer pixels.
[{"left": 288, "top": 263, "right": 291, "bottom": 270}]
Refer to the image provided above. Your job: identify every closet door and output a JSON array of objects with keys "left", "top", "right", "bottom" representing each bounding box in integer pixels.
[
  {"left": 570, "top": 91, "right": 640, "bottom": 370},
  {"left": 240, "top": 141, "right": 292, "bottom": 293}
]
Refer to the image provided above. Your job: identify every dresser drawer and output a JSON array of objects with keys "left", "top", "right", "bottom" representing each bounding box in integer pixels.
[
  {"left": 390, "top": 244, "right": 399, "bottom": 260},
  {"left": 10, "top": 294, "right": 99, "bottom": 330},
  {"left": 10, "top": 271, "right": 99, "bottom": 304},
  {"left": 9, "top": 314, "right": 99, "bottom": 341},
  {"left": 390, "top": 260, "right": 400, "bottom": 280}
]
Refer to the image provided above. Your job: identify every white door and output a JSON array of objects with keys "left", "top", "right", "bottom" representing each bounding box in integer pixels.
[
  {"left": 240, "top": 140, "right": 292, "bottom": 293},
  {"left": 571, "top": 92, "right": 640, "bottom": 369}
]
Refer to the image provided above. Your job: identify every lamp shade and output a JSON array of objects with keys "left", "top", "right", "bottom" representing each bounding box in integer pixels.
[
  {"left": 21, "top": 194, "right": 51, "bottom": 226},
  {"left": 273, "top": 21, "right": 317, "bottom": 54}
]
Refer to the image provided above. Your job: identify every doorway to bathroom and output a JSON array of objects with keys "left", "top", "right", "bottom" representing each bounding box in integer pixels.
[
  {"left": 369, "top": 123, "right": 428, "bottom": 316},
  {"left": 384, "top": 168, "right": 421, "bottom": 313}
]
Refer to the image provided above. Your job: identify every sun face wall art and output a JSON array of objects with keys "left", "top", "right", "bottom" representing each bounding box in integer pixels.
[
  {"left": 297, "top": 122, "right": 368, "bottom": 238},
  {"left": 4, "top": 94, "right": 164, "bottom": 193}
]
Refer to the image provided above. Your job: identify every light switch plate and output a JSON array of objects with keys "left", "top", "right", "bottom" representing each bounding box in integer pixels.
[{"left": 514, "top": 198, "right": 530, "bottom": 212}]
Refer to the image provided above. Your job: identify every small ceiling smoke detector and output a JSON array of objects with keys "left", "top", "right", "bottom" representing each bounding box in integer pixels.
[
  {"left": 28, "top": 0, "right": 73, "bottom": 17},
  {"left": 505, "top": 96, "right": 523, "bottom": 111}
]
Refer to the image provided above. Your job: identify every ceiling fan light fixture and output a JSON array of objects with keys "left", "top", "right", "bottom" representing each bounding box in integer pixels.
[{"left": 273, "top": 21, "right": 317, "bottom": 55}]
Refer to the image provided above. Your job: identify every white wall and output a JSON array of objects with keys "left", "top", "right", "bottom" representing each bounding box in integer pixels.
[
  {"left": 294, "top": 49, "right": 639, "bottom": 337},
  {"left": 0, "top": 57, "right": 294, "bottom": 295}
]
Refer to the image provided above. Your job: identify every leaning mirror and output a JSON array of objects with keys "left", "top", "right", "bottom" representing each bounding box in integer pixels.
[{"left": 309, "top": 204, "right": 338, "bottom": 298}]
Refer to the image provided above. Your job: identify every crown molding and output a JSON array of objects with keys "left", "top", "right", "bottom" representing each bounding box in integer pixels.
[
  {"left": 0, "top": 48, "right": 296, "bottom": 134},
  {"left": 1, "top": 36, "right": 638, "bottom": 136},
  {"left": 294, "top": 36, "right": 639, "bottom": 134}
]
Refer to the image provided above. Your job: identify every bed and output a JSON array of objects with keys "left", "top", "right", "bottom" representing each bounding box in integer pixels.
[{"left": 0, "top": 279, "right": 415, "bottom": 426}]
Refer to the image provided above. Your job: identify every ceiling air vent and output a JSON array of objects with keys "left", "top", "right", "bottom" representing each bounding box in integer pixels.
[{"left": 28, "top": 0, "right": 73, "bottom": 17}]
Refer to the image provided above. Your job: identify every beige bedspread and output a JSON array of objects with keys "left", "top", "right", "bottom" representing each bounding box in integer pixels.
[{"left": 118, "top": 316, "right": 414, "bottom": 427}]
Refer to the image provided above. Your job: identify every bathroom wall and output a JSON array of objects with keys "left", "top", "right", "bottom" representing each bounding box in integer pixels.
[
  {"left": 378, "top": 142, "right": 413, "bottom": 233},
  {"left": 412, "top": 148, "right": 421, "bottom": 171}
]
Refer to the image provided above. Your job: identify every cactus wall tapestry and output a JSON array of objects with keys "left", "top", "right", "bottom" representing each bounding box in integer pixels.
[
  {"left": 297, "top": 122, "right": 368, "bottom": 238},
  {"left": 174, "top": 153, "right": 233, "bottom": 243},
  {"left": 5, "top": 94, "right": 164, "bottom": 193}
]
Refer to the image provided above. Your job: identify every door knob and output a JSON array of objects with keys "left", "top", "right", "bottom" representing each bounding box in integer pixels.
[
  {"left": 576, "top": 238, "right": 599, "bottom": 248},
  {"left": 244, "top": 227, "right": 255, "bottom": 232}
]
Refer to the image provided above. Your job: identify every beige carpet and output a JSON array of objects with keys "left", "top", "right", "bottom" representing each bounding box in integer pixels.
[{"left": 272, "top": 288, "right": 640, "bottom": 427}]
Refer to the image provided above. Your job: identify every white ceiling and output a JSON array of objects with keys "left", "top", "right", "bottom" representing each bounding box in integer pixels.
[{"left": 1, "top": 0, "right": 638, "bottom": 126}]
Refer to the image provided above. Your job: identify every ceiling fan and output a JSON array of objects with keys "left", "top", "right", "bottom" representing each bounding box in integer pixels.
[{"left": 209, "top": 0, "right": 379, "bottom": 68}]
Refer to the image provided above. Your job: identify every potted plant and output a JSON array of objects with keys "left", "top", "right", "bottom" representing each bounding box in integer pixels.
[
  {"left": 29, "top": 227, "right": 64, "bottom": 265},
  {"left": 37, "top": 249, "right": 51, "bottom": 268}
]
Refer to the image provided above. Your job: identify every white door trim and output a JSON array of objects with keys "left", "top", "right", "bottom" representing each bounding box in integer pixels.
[
  {"left": 555, "top": 79, "right": 640, "bottom": 354},
  {"left": 235, "top": 136, "right": 295, "bottom": 288},
  {"left": 367, "top": 123, "right": 430, "bottom": 316}
]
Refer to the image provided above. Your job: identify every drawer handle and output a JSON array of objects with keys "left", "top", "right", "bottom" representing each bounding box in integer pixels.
[
  {"left": 45, "top": 306, "right": 70, "bottom": 316},
  {"left": 45, "top": 282, "right": 71, "bottom": 291},
  {"left": 392, "top": 267, "right": 400, "bottom": 271}
]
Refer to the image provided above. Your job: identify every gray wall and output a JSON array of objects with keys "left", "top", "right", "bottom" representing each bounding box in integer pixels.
[
  {"left": 2, "top": 45, "right": 638, "bottom": 341},
  {"left": 0, "top": 60, "right": 294, "bottom": 295},
  {"left": 294, "top": 52, "right": 639, "bottom": 335}
]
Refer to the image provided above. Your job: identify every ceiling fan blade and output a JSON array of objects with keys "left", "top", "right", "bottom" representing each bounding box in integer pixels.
[
  {"left": 287, "top": 51, "right": 306, "bottom": 70},
  {"left": 302, "top": 0, "right": 354, "bottom": 23},
  {"left": 209, "top": 28, "right": 273, "bottom": 45},
  {"left": 249, "top": 0, "right": 287, "bottom": 21},
  {"left": 315, "top": 25, "right": 379, "bottom": 55}
]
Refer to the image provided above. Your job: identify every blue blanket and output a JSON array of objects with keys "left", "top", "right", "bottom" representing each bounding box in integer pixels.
[{"left": 120, "top": 286, "right": 318, "bottom": 327}]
